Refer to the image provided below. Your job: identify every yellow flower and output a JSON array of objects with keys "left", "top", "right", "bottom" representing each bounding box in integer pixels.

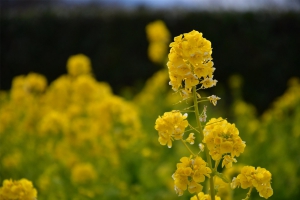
[
  {"left": 167, "top": 30, "right": 217, "bottom": 91},
  {"left": 186, "top": 133, "right": 195, "bottom": 144},
  {"left": 66, "top": 54, "right": 91, "bottom": 77},
  {"left": 200, "top": 76, "right": 218, "bottom": 89},
  {"left": 203, "top": 118, "right": 245, "bottom": 168},
  {"left": 38, "top": 111, "right": 69, "bottom": 136},
  {"left": 172, "top": 156, "right": 211, "bottom": 196},
  {"left": 190, "top": 192, "right": 221, "bottom": 200},
  {"left": 2, "top": 151, "right": 22, "bottom": 169},
  {"left": 188, "top": 180, "right": 203, "bottom": 194},
  {"left": 0, "top": 179, "right": 37, "bottom": 200},
  {"left": 207, "top": 95, "right": 221, "bottom": 106},
  {"left": 71, "top": 163, "right": 97, "bottom": 185},
  {"left": 221, "top": 155, "right": 237, "bottom": 168},
  {"left": 231, "top": 166, "right": 273, "bottom": 199},
  {"left": 146, "top": 20, "right": 170, "bottom": 63},
  {"left": 24, "top": 73, "right": 47, "bottom": 93},
  {"left": 148, "top": 42, "right": 168, "bottom": 63},
  {"left": 71, "top": 75, "right": 100, "bottom": 103},
  {"left": 44, "top": 75, "right": 72, "bottom": 110},
  {"left": 155, "top": 111, "right": 189, "bottom": 148},
  {"left": 146, "top": 20, "right": 170, "bottom": 43},
  {"left": 11, "top": 73, "right": 47, "bottom": 96},
  {"left": 214, "top": 176, "right": 231, "bottom": 200}
]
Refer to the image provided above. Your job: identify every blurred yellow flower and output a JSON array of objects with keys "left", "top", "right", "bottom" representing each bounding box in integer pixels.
[
  {"left": 146, "top": 20, "right": 170, "bottom": 43},
  {"left": 2, "top": 151, "right": 22, "bottom": 169},
  {"left": 148, "top": 42, "right": 168, "bottom": 64},
  {"left": 146, "top": 20, "right": 171, "bottom": 64},
  {"left": 10, "top": 73, "right": 47, "bottom": 102},
  {"left": 38, "top": 111, "right": 69, "bottom": 136},
  {"left": 67, "top": 54, "right": 91, "bottom": 77},
  {"left": 71, "top": 163, "right": 97, "bottom": 185},
  {"left": 24, "top": 73, "right": 47, "bottom": 93}
]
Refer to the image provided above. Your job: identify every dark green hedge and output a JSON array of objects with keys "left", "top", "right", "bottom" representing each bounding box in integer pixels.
[{"left": 1, "top": 7, "right": 300, "bottom": 113}]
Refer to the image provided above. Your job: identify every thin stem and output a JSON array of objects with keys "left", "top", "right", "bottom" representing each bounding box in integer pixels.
[
  {"left": 188, "top": 123, "right": 201, "bottom": 134},
  {"left": 178, "top": 110, "right": 195, "bottom": 113},
  {"left": 243, "top": 187, "right": 253, "bottom": 200},
  {"left": 192, "top": 86, "right": 215, "bottom": 200},
  {"left": 192, "top": 86, "right": 203, "bottom": 139},
  {"left": 183, "top": 100, "right": 209, "bottom": 111},
  {"left": 181, "top": 139, "right": 196, "bottom": 156},
  {"left": 183, "top": 104, "right": 196, "bottom": 110}
]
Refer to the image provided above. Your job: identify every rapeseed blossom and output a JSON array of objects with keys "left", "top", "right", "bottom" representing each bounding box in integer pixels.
[
  {"left": 155, "top": 111, "right": 189, "bottom": 148},
  {"left": 203, "top": 118, "right": 246, "bottom": 168},
  {"left": 146, "top": 20, "right": 170, "bottom": 43},
  {"left": 167, "top": 30, "right": 217, "bottom": 92},
  {"left": 0, "top": 54, "right": 143, "bottom": 199},
  {"left": 207, "top": 95, "right": 221, "bottom": 106},
  {"left": 2, "top": 151, "right": 22, "bottom": 169},
  {"left": 23, "top": 73, "right": 47, "bottom": 94},
  {"left": 190, "top": 192, "right": 221, "bottom": 200},
  {"left": 71, "top": 163, "right": 98, "bottom": 185},
  {"left": 0, "top": 179, "right": 37, "bottom": 200},
  {"left": 10, "top": 73, "right": 47, "bottom": 103},
  {"left": 231, "top": 166, "right": 273, "bottom": 199},
  {"left": 67, "top": 54, "right": 91, "bottom": 77},
  {"left": 185, "top": 133, "right": 195, "bottom": 144},
  {"left": 38, "top": 111, "right": 69, "bottom": 136},
  {"left": 172, "top": 156, "right": 212, "bottom": 196},
  {"left": 146, "top": 20, "right": 170, "bottom": 63}
]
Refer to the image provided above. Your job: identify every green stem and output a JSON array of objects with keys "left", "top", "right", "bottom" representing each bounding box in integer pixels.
[
  {"left": 192, "top": 86, "right": 215, "bottom": 200},
  {"left": 192, "top": 86, "right": 203, "bottom": 140},
  {"left": 181, "top": 139, "right": 196, "bottom": 156},
  {"left": 244, "top": 187, "right": 253, "bottom": 200}
]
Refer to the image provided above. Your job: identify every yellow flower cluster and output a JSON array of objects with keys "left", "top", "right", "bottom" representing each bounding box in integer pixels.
[
  {"left": 0, "top": 179, "right": 37, "bottom": 200},
  {"left": 71, "top": 163, "right": 98, "bottom": 185},
  {"left": 231, "top": 166, "right": 273, "bottom": 199},
  {"left": 190, "top": 192, "right": 221, "bottom": 200},
  {"left": 146, "top": 20, "right": 171, "bottom": 64},
  {"left": 66, "top": 54, "right": 92, "bottom": 77},
  {"left": 0, "top": 54, "right": 142, "bottom": 198},
  {"left": 167, "top": 30, "right": 217, "bottom": 92},
  {"left": 154, "top": 111, "right": 189, "bottom": 148},
  {"left": 10, "top": 73, "right": 47, "bottom": 102},
  {"left": 172, "top": 156, "right": 212, "bottom": 196},
  {"left": 203, "top": 118, "right": 246, "bottom": 168}
]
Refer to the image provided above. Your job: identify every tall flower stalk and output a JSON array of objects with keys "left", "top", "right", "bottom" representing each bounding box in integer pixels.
[
  {"left": 192, "top": 86, "right": 215, "bottom": 200},
  {"left": 154, "top": 30, "right": 273, "bottom": 200}
]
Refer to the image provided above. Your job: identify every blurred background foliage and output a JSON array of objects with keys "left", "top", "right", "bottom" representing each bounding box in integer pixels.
[{"left": 1, "top": 2, "right": 300, "bottom": 200}]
